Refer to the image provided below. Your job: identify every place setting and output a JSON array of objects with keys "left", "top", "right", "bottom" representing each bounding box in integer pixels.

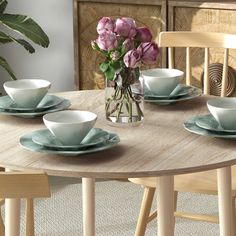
[
  {"left": 184, "top": 97, "right": 236, "bottom": 139},
  {"left": 142, "top": 68, "right": 202, "bottom": 105},
  {"left": 20, "top": 110, "right": 120, "bottom": 156},
  {"left": 0, "top": 79, "right": 71, "bottom": 118}
]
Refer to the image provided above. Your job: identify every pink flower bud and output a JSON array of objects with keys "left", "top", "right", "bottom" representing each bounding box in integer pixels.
[
  {"left": 97, "top": 17, "right": 115, "bottom": 34},
  {"left": 111, "top": 51, "right": 120, "bottom": 61},
  {"left": 137, "top": 27, "right": 152, "bottom": 42},
  {"left": 96, "top": 31, "right": 118, "bottom": 51},
  {"left": 114, "top": 17, "right": 137, "bottom": 38},
  {"left": 137, "top": 42, "right": 159, "bottom": 65},
  {"left": 123, "top": 49, "right": 141, "bottom": 68},
  {"left": 91, "top": 40, "right": 99, "bottom": 50},
  {"left": 122, "top": 38, "right": 134, "bottom": 52}
]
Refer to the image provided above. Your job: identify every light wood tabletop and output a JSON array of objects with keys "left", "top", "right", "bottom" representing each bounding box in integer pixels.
[
  {"left": 1, "top": 90, "right": 236, "bottom": 177},
  {"left": 0, "top": 90, "right": 235, "bottom": 236}
]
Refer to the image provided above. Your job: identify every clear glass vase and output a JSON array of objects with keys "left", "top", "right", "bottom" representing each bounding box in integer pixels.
[{"left": 105, "top": 68, "right": 144, "bottom": 125}]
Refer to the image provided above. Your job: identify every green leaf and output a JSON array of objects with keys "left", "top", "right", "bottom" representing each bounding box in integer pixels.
[
  {"left": 0, "top": 31, "right": 12, "bottom": 43},
  {"left": 13, "top": 39, "right": 35, "bottom": 53},
  {"left": 134, "top": 67, "right": 140, "bottom": 78},
  {"left": 99, "top": 62, "right": 109, "bottom": 73},
  {"left": 105, "top": 66, "right": 115, "bottom": 81},
  {"left": 0, "top": 14, "right": 49, "bottom": 48},
  {"left": 111, "top": 60, "right": 123, "bottom": 71},
  {"left": 0, "top": 31, "right": 35, "bottom": 53},
  {"left": 0, "top": 0, "right": 7, "bottom": 14},
  {"left": 0, "top": 56, "right": 17, "bottom": 80}
]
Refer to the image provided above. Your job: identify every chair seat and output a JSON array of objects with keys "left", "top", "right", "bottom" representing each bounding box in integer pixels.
[{"left": 129, "top": 165, "right": 236, "bottom": 196}]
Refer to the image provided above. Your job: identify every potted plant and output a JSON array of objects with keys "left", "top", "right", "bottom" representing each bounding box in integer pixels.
[{"left": 0, "top": 0, "right": 49, "bottom": 80}]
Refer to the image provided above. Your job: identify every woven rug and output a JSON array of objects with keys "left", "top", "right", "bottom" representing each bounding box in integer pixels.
[{"left": 3, "top": 177, "right": 219, "bottom": 235}]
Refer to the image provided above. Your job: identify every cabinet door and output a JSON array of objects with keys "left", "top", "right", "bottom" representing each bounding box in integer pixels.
[
  {"left": 169, "top": 1, "right": 236, "bottom": 96},
  {"left": 74, "top": 0, "right": 166, "bottom": 90}
]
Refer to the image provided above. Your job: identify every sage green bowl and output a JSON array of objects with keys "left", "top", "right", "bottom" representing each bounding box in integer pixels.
[
  {"left": 43, "top": 110, "right": 97, "bottom": 145},
  {"left": 207, "top": 98, "right": 236, "bottom": 130},
  {"left": 142, "top": 68, "right": 184, "bottom": 96},
  {"left": 4, "top": 79, "right": 51, "bottom": 108}
]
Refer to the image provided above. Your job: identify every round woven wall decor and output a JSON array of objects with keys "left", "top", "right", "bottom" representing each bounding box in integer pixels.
[{"left": 201, "top": 63, "right": 236, "bottom": 96}]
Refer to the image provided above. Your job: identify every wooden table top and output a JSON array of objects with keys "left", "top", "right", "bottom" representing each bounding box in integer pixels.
[{"left": 1, "top": 90, "right": 236, "bottom": 178}]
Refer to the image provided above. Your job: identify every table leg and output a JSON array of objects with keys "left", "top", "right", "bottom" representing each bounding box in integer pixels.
[
  {"left": 217, "top": 166, "right": 232, "bottom": 236},
  {"left": 82, "top": 178, "right": 95, "bottom": 236},
  {"left": 5, "top": 168, "right": 21, "bottom": 236},
  {"left": 156, "top": 175, "right": 174, "bottom": 236}
]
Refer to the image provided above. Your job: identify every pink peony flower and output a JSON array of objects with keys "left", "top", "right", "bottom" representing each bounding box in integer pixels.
[
  {"left": 114, "top": 17, "right": 137, "bottom": 38},
  {"left": 137, "top": 27, "right": 152, "bottom": 42},
  {"left": 123, "top": 49, "right": 141, "bottom": 68},
  {"left": 96, "top": 31, "right": 118, "bottom": 51},
  {"left": 137, "top": 42, "right": 159, "bottom": 65},
  {"left": 96, "top": 17, "right": 115, "bottom": 34}
]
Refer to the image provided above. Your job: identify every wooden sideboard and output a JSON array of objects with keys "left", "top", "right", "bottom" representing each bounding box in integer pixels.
[{"left": 73, "top": 0, "right": 236, "bottom": 95}]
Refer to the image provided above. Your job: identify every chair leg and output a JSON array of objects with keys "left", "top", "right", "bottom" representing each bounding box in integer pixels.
[
  {"left": 232, "top": 197, "right": 236, "bottom": 236},
  {"left": 174, "top": 191, "right": 178, "bottom": 224},
  {"left": 26, "top": 198, "right": 34, "bottom": 236},
  {"left": 0, "top": 214, "right": 4, "bottom": 236},
  {"left": 135, "top": 187, "right": 155, "bottom": 236}
]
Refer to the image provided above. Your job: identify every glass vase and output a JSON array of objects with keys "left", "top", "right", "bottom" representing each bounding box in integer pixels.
[{"left": 105, "top": 68, "right": 144, "bottom": 125}]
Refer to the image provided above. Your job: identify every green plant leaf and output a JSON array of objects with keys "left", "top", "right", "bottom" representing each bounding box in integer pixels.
[
  {"left": 105, "top": 66, "right": 115, "bottom": 81},
  {"left": 0, "top": 0, "right": 7, "bottom": 14},
  {"left": 0, "top": 31, "right": 35, "bottom": 53},
  {"left": 12, "top": 38, "right": 35, "bottom": 53},
  {"left": 0, "top": 14, "right": 49, "bottom": 48},
  {"left": 111, "top": 60, "right": 123, "bottom": 71},
  {"left": 100, "top": 62, "right": 109, "bottom": 73},
  {"left": 0, "top": 56, "right": 17, "bottom": 80},
  {"left": 0, "top": 31, "right": 12, "bottom": 43}
]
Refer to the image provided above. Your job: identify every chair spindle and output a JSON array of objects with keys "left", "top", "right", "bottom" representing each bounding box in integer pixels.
[
  {"left": 204, "top": 48, "right": 210, "bottom": 95},
  {"left": 186, "top": 47, "right": 191, "bottom": 85},
  {"left": 221, "top": 48, "right": 229, "bottom": 97}
]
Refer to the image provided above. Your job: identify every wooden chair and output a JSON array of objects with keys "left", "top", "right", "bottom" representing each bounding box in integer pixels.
[
  {"left": 0, "top": 171, "right": 50, "bottom": 236},
  {"left": 129, "top": 31, "right": 236, "bottom": 236}
]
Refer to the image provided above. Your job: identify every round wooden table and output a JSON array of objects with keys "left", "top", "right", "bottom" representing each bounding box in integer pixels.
[{"left": 1, "top": 90, "right": 235, "bottom": 236}]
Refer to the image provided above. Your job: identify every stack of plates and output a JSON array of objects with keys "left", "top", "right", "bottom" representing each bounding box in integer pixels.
[
  {"left": 0, "top": 94, "right": 71, "bottom": 118},
  {"left": 144, "top": 84, "right": 202, "bottom": 105},
  {"left": 184, "top": 114, "right": 236, "bottom": 139},
  {"left": 20, "top": 128, "right": 120, "bottom": 156}
]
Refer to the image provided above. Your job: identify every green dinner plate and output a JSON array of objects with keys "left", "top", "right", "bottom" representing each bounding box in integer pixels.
[
  {"left": 0, "top": 99, "right": 71, "bottom": 118},
  {"left": 32, "top": 128, "right": 111, "bottom": 150},
  {"left": 0, "top": 94, "right": 63, "bottom": 111},
  {"left": 184, "top": 116, "right": 236, "bottom": 139},
  {"left": 145, "top": 84, "right": 195, "bottom": 99},
  {"left": 144, "top": 87, "right": 202, "bottom": 105},
  {"left": 20, "top": 130, "right": 120, "bottom": 156},
  {"left": 195, "top": 114, "right": 236, "bottom": 133}
]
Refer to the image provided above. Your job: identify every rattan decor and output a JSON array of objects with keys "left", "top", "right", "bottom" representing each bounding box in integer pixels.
[{"left": 201, "top": 63, "right": 236, "bottom": 97}]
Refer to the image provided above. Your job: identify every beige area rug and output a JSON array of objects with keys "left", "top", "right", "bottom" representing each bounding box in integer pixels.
[{"left": 4, "top": 177, "right": 219, "bottom": 235}]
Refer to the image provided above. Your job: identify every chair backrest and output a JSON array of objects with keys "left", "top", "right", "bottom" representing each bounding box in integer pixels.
[
  {"left": 158, "top": 31, "right": 236, "bottom": 97},
  {"left": 0, "top": 171, "right": 50, "bottom": 235},
  {"left": 0, "top": 171, "right": 50, "bottom": 198}
]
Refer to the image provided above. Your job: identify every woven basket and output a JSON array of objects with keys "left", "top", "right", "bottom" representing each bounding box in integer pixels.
[{"left": 201, "top": 63, "right": 236, "bottom": 96}]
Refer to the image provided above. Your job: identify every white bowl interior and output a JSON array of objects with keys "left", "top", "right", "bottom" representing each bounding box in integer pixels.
[
  {"left": 44, "top": 110, "right": 97, "bottom": 124},
  {"left": 142, "top": 68, "right": 184, "bottom": 78},
  {"left": 207, "top": 98, "right": 236, "bottom": 109},
  {"left": 4, "top": 79, "right": 51, "bottom": 90}
]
